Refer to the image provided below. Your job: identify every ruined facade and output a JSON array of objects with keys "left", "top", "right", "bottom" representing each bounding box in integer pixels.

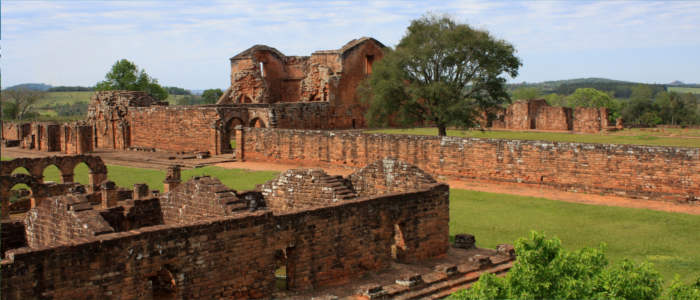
[
  {"left": 218, "top": 37, "right": 385, "bottom": 129},
  {"left": 491, "top": 99, "right": 612, "bottom": 133},
  {"left": 1, "top": 158, "right": 515, "bottom": 299}
]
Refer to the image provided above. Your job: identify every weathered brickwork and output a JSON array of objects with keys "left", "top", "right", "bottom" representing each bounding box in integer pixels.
[
  {"left": 260, "top": 168, "right": 356, "bottom": 212},
  {"left": 241, "top": 128, "right": 700, "bottom": 202},
  {"left": 573, "top": 107, "right": 609, "bottom": 133},
  {"left": 128, "top": 106, "right": 220, "bottom": 153},
  {"left": 497, "top": 99, "right": 607, "bottom": 132},
  {"left": 2, "top": 159, "right": 451, "bottom": 299},
  {"left": 0, "top": 155, "right": 108, "bottom": 218}
]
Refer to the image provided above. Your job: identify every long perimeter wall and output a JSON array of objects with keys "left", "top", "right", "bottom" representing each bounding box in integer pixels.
[{"left": 241, "top": 128, "right": 700, "bottom": 202}]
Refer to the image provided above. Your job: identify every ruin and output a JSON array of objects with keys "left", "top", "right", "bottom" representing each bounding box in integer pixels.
[
  {"left": 490, "top": 99, "right": 615, "bottom": 133},
  {"left": 1, "top": 158, "right": 515, "bottom": 299}
]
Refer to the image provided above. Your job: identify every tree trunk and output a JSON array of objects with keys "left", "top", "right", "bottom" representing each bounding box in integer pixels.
[{"left": 438, "top": 124, "right": 447, "bottom": 136}]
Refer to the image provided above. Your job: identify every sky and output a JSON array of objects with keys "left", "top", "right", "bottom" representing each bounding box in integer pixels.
[{"left": 2, "top": 0, "right": 699, "bottom": 90}]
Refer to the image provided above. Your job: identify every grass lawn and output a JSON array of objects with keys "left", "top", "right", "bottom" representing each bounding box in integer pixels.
[
  {"left": 4, "top": 156, "right": 698, "bottom": 283},
  {"left": 450, "top": 189, "right": 700, "bottom": 284},
  {"left": 38, "top": 91, "right": 93, "bottom": 107},
  {"left": 367, "top": 127, "right": 700, "bottom": 148}
]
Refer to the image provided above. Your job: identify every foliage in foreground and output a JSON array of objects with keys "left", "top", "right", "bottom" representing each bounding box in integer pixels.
[{"left": 450, "top": 231, "right": 700, "bottom": 300}]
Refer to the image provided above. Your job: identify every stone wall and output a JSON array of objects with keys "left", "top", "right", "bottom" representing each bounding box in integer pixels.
[
  {"left": 241, "top": 128, "right": 700, "bottom": 202},
  {"left": 128, "top": 106, "right": 220, "bottom": 154},
  {"left": 574, "top": 107, "right": 609, "bottom": 133},
  {"left": 260, "top": 168, "right": 355, "bottom": 213},
  {"left": 535, "top": 106, "right": 573, "bottom": 131},
  {"left": 2, "top": 177, "right": 449, "bottom": 299},
  {"left": 1, "top": 121, "right": 30, "bottom": 141}
]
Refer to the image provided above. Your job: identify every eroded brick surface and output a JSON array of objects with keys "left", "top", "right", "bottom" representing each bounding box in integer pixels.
[
  {"left": 242, "top": 128, "right": 700, "bottom": 202},
  {"left": 2, "top": 159, "right": 451, "bottom": 299}
]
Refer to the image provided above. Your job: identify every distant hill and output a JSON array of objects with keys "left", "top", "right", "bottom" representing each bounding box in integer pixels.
[
  {"left": 508, "top": 78, "right": 669, "bottom": 98},
  {"left": 5, "top": 83, "right": 52, "bottom": 91}
]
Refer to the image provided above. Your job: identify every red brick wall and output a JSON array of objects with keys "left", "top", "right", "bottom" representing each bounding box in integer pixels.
[
  {"left": 242, "top": 128, "right": 700, "bottom": 202},
  {"left": 574, "top": 107, "right": 607, "bottom": 133},
  {"left": 535, "top": 106, "right": 572, "bottom": 130},
  {"left": 1, "top": 121, "right": 30, "bottom": 141},
  {"left": 128, "top": 106, "right": 219, "bottom": 153},
  {"left": 2, "top": 183, "right": 449, "bottom": 299}
]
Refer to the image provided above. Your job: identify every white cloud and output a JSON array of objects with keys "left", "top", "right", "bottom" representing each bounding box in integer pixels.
[{"left": 1, "top": 0, "right": 699, "bottom": 88}]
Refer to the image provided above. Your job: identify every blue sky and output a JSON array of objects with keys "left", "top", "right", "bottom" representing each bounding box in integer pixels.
[{"left": 2, "top": 0, "right": 699, "bottom": 90}]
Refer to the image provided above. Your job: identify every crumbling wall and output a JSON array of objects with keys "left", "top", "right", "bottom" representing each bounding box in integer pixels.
[
  {"left": 535, "top": 106, "right": 573, "bottom": 131},
  {"left": 24, "top": 194, "right": 115, "bottom": 248},
  {"left": 2, "top": 174, "right": 450, "bottom": 299},
  {"left": 574, "top": 107, "right": 609, "bottom": 133},
  {"left": 159, "top": 176, "right": 245, "bottom": 224},
  {"left": 87, "top": 90, "right": 159, "bottom": 150},
  {"left": 349, "top": 158, "right": 437, "bottom": 197},
  {"left": 505, "top": 101, "right": 531, "bottom": 130},
  {"left": 1, "top": 121, "right": 31, "bottom": 141},
  {"left": 242, "top": 128, "right": 700, "bottom": 202},
  {"left": 260, "top": 168, "right": 355, "bottom": 212}
]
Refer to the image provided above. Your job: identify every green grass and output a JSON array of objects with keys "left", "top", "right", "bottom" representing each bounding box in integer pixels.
[
  {"left": 450, "top": 189, "right": 700, "bottom": 284},
  {"left": 367, "top": 127, "right": 700, "bottom": 148},
  {"left": 37, "top": 91, "right": 92, "bottom": 107},
  {"left": 668, "top": 87, "right": 700, "bottom": 95}
]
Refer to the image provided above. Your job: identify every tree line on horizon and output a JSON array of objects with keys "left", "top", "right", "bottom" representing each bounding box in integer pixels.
[{"left": 510, "top": 85, "right": 700, "bottom": 126}]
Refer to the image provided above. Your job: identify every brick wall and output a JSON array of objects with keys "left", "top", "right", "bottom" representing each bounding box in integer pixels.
[
  {"left": 159, "top": 176, "right": 240, "bottom": 224},
  {"left": 574, "top": 107, "right": 609, "bottom": 133},
  {"left": 241, "top": 128, "right": 700, "bottom": 202},
  {"left": 260, "top": 168, "right": 355, "bottom": 212},
  {"left": 1, "top": 121, "right": 30, "bottom": 141},
  {"left": 2, "top": 180, "right": 449, "bottom": 299},
  {"left": 24, "top": 194, "right": 114, "bottom": 248},
  {"left": 128, "top": 106, "right": 219, "bottom": 153},
  {"left": 535, "top": 106, "right": 572, "bottom": 130}
]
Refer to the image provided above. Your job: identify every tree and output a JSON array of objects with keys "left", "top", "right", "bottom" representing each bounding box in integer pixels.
[
  {"left": 566, "top": 88, "right": 615, "bottom": 108},
  {"left": 96, "top": 59, "right": 168, "bottom": 100},
  {"left": 450, "top": 231, "right": 663, "bottom": 300},
  {"left": 2, "top": 88, "right": 46, "bottom": 120},
  {"left": 201, "top": 88, "right": 223, "bottom": 104},
  {"left": 361, "top": 14, "right": 521, "bottom": 136},
  {"left": 511, "top": 87, "right": 540, "bottom": 100}
]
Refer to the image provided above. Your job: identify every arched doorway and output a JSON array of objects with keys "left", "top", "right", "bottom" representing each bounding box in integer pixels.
[{"left": 223, "top": 118, "right": 244, "bottom": 154}]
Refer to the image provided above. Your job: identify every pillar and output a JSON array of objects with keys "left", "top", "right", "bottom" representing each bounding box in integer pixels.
[
  {"left": 1, "top": 190, "right": 10, "bottom": 219},
  {"left": 61, "top": 173, "right": 74, "bottom": 183},
  {"left": 235, "top": 125, "right": 245, "bottom": 161},
  {"left": 88, "top": 172, "right": 107, "bottom": 193},
  {"left": 163, "top": 165, "right": 181, "bottom": 193},
  {"left": 101, "top": 180, "right": 118, "bottom": 208}
]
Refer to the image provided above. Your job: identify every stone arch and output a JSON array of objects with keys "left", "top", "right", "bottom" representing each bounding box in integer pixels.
[
  {"left": 222, "top": 117, "right": 245, "bottom": 154},
  {"left": 1, "top": 174, "right": 42, "bottom": 218},
  {"left": 0, "top": 156, "right": 108, "bottom": 192},
  {"left": 250, "top": 118, "right": 266, "bottom": 128}
]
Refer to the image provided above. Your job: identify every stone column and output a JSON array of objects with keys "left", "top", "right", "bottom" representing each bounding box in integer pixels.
[
  {"left": 88, "top": 172, "right": 107, "bottom": 193},
  {"left": 101, "top": 181, "right": 118, "bottom": 208},
  {"left": 61, "top": 173, "right": 74, "bottom": 183},
  {"left": 235, "top": 125, "right": 245, "bottom": 162},
  {"left": 163, "top": 165, "right": 181, "bottom": 193}
]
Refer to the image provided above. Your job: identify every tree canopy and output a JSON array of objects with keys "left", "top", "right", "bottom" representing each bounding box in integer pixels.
[
  {"left": 361, "top": 14, "right": 521, "bottom": 136},
  {"left": 1, "top": 88, "right": 46, "bottom": 120},
  {"left": 201, "top": 88, "right": 223, "bottom": 104},
  {"left": 95, "top": 59, "right": 168, "bottom": 100}
]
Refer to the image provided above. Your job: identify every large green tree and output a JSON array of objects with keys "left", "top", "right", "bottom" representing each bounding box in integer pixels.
[
  {"left": 2, "top": 88, "right": 46, "bottom": 120},
  {"left": 201, "top": 88, "right": 223, "bottom": 104},
  {"left": 361, "top": 14, "right": 521, "bottom": 136},
  {"left": 96, "top": 59, "right": 168, "bottom": 100}
]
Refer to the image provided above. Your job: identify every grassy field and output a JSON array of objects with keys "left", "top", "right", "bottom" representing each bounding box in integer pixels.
[
  {"left": 4, "top": 157, "right": 699, "bottom": 283},
  {"left": 668, "top": 86, "right": 700, "bottom": 95},
  {"left": 367, "top": 127, "right": 700, "bottom": 148},
  {"left": 37, "top": 91, "right": 93, "bottom": 107},
  {"left": 450, "top": 189, "right": 700, "bottom": 284}
]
